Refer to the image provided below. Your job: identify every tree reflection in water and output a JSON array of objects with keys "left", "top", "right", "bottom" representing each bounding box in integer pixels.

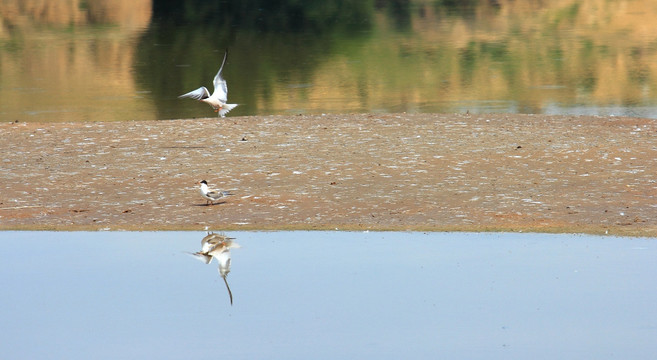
[
  {"left": 3, "top": 0, "right": 657, "bottom": 121},
  {"left": 139, "top": 0, "right": 657, "bottom": 119}
]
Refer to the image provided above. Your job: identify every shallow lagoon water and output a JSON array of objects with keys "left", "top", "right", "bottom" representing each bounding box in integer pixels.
[
  {"left": 0, "top": 232, "right": 657, "bottom": 359},
  {"left": 1, "top": 231, "right": 656, "bottom": 359},
  {"left": 4, "top": 0, "right": 657, "bottom": 122}
]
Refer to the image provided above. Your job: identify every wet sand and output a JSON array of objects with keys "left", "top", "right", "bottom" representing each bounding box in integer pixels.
[{"left": 1, "top": 113, "right": 656, "bottom": 236}]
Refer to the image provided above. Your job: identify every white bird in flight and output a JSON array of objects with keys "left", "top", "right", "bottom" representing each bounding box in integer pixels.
[
  {"left": 179, "top": 50, "right": 238, "bottom": 117},
  {"left": 198, "top": 180, "right": 233, "bottom": 205}
]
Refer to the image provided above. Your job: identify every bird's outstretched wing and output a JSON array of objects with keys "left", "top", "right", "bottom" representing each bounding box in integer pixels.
[
  {"left": 212, "top": 50, "right": 229, "bottom": 103},
  {"left": 179, "top": 87, "right": 211, "bottom": 100},
  {"left": 186, "top": 251, "right": 213, "bottom": 264}
]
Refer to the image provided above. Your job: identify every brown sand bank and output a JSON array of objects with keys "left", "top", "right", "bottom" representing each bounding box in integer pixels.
[{"left": 1, "top": 113, "right": 656, "bottom": 236}]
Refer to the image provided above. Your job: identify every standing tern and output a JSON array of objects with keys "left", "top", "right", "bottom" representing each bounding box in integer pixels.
[
  {"left": 179, "top": 50, "right": 239, "bottom": 117},
  {"left": 198, "top": 180, "right": 233, "bottom": 205}
]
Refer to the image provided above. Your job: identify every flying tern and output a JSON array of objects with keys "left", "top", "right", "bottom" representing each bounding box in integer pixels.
[{"left": 179, "top": 50, "right": 239, "bottom": 117}]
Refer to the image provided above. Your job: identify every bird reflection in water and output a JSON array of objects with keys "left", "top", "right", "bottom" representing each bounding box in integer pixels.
[{"left": 188, "top": 231, "right": 240, "bottom": 305}]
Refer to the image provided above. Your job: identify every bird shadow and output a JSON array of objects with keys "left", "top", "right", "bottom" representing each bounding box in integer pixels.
[{"left": 192, "top": 201, "right": 228, "bottom": 207}]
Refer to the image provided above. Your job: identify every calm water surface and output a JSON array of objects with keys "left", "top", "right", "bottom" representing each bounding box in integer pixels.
[
  {"left": 2, "top": 0, "right": 657, "bottom": 122},
  {"left": 1, "top": 231, "right": 656, "bottom": 359}
]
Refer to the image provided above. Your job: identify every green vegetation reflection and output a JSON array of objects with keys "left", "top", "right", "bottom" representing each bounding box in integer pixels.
[
  {"left": 137, "top": 0, "right": 657, "bottom": 119},
  {"left": 2, "top": 0, "right": 657, "bottom": 122}
]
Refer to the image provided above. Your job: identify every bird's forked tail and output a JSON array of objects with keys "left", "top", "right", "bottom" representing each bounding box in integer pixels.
[{"left": 218, "top": 104, "right": 239, "bottom": 117}]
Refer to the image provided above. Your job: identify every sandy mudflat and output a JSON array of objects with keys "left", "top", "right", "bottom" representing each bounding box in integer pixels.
[{"left": 1, "top": 113, "right": 656, "bottom": 235}]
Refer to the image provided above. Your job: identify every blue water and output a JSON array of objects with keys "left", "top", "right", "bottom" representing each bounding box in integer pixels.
[{"left": 1, "top": 231, "right": 656, "bottom": 359}]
